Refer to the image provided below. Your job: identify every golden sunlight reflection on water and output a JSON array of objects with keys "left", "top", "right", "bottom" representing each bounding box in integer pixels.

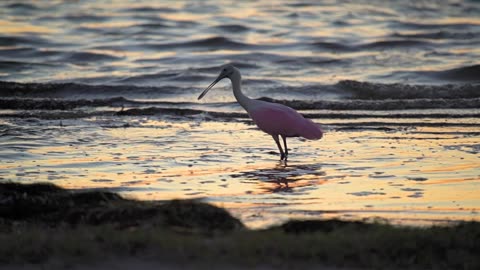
[
  {"left": 1, "top": 118, "right": 479, "bottom": 228},
  {"left": 0, "top": 20, "right": 56, "bottom": 34}
]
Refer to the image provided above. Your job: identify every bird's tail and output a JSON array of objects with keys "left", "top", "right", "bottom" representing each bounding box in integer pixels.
[{"left": 301, "top": 119, "right": 323, "bottom": 140}]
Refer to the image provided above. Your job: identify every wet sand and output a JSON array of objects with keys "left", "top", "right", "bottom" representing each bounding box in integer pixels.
[{"left": 10, "top": 261, "right": 355, "bottom": 270}]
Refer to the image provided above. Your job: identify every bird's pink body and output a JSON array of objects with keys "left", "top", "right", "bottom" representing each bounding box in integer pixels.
[{"left": 249, "top": 101, "right": 323, "bottom": 140}]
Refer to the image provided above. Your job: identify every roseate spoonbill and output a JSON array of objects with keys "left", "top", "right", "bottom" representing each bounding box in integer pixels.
[{"left": 198, "top": 64, "right": 323, "bottom": 160}]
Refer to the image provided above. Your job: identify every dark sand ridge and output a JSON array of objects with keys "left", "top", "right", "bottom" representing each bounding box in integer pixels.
[{"left": 1, "top": 182, "right": 479, "bottom": 269}]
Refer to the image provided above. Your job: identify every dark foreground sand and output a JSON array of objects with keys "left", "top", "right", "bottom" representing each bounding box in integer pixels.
[
  {"left": 1, "top": 182, "right": 479, "bottom": 270},
  {"left": 10, "top": 260, "right": 357, "bottom": 270}
]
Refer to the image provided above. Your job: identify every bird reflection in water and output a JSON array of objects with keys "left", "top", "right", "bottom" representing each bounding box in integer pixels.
[{"left": 232, "top": 162, "right": 326, "bottom": 194}]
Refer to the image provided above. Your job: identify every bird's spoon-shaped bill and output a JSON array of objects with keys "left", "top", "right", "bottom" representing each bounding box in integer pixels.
[{"left": 198, "top": 74, "right": 224, "bottom": 100}]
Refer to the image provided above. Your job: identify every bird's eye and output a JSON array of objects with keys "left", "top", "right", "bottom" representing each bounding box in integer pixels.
[{"left": 223, "top": 69, "right": 227, "bottom": 72}]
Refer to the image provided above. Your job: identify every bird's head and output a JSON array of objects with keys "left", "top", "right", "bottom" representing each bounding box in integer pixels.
[{"left": 198, "top": 64, "right": 240, "bottom": 100}]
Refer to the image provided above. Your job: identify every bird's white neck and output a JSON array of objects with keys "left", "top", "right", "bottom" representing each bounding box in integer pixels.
[{"left": 231, "top": 73, "right": 252, "bottom": 111}]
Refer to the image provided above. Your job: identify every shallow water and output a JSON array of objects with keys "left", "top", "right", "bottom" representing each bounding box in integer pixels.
[
  {"left": 0, "top": 0, "right": 479, "bottom": 227},
  {"left": 1, "top": 115, "right": 479, "bottom": 228}
]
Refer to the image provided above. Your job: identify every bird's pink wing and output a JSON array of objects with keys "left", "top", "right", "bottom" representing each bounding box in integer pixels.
[{"left": 249, "top": 103, "right": 323, "bottom": 140}]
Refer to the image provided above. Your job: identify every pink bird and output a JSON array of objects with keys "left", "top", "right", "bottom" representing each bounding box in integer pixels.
[{"left": 198, "top": 64, "right": 323, "bottom": 161}]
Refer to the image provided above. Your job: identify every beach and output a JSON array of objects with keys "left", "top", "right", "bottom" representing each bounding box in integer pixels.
[{"left": 1, "top": 0, "right": 480, "bottom": 268}]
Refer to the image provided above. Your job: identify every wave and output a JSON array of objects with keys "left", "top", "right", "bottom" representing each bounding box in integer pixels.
[
  {"left": 0, "top": 81, "right": 184, "bottom": 99},
  {"left": 336, "top": 79, "right": 480, "bottom": 99},
  {"left": 62, "top": 51, "right": 122, "bottom": 63},
  {"left": 433, "top": 65, "right": 480, "bottom": 82},
  {"left": 0, "top": 97, "right": 129, "bottom": 110},
  {"left": 117, "top": 72, "right": 207, "bottom": 85},
  {"left": 0, "top": 60, "right": 52, "bottom": 70},
  {"left": 310, "top": 39, "right": 434, "bottom": 51},
  {"left": 116, "top": 107, "right": 480, "bottom": 120},
  {"left": 359, "top": 40, "right": 433, "bottom": 49},
  {"left": 121, "top": 7, "right": 176, "bottom": 13},
  {"left": 392, "top": 20, "right": 480, "bottom": 30},
  {"left": 380, "top": 65, "right": 480, "bottom": 83},
  {"left": 194, "top": 52, "right": 343, "bottom": 69},
  {"left": 260, "top": 79, "right": 479, "bottom": 100},
  {"left": 0, "top": 47, "right": 60, "bottom": 59},
  {"left": 134, "top": 22, "right": 169, "bottom": 29},
  {"left": 214, "top": 24, "right": 250, "bottom": 32},
  {"left": 187, "top": 62, "right": 260, "bottom": 73},
  {"left": 116, "top": 72, "right": 181, "bottom": 84},
  {"left": 260, "top": 97, "right": 480, "bottom": 110},
  {"left": 1, "top": 79, "right": 479, "bottom": 102},
  {"left": 0, "top": 35, "right": 51, "bottom": 46},
  {"left": 391, "top": 31, "right": 478, "bottom": 40},
  {"left": 309, "top": 41, "right": 353, "bottom": 51},
  {"left": 0, "top": 47, "right": 121, "bottom": 67},
  {"left": 275, "top": 56, "right": 342, "bottom": 66},
  {"left": 65, "top": 14, "right": 107, "bottom": 22},
  {"left": 2, "top": 95, "right": 480, "bottom": 113},
  {"left": 3, "top": 103, "right": 480, "bottom": 128},
  {"left": 6, "top": 3, "right": 38, "bottom": 10},
  {"left": 147, "top": 36, "right": 255, "bottom": 50}
]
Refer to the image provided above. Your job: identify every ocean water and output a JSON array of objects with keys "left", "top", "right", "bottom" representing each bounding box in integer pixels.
[{"left": 1, "top": 0, "right": 479, "bottom": 227}]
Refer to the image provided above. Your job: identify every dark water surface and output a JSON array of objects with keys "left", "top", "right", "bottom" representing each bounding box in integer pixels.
[{"left": 1, "top": 0, "right": 479, "bottom": 227}]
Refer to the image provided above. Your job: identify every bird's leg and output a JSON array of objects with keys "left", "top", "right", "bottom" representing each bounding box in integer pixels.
[
  {"left": 272, "top": 135, "right": 285, "bottom": 160},
  {"left": 281, "top": 135, "right": 288, "bottom": 161}
]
